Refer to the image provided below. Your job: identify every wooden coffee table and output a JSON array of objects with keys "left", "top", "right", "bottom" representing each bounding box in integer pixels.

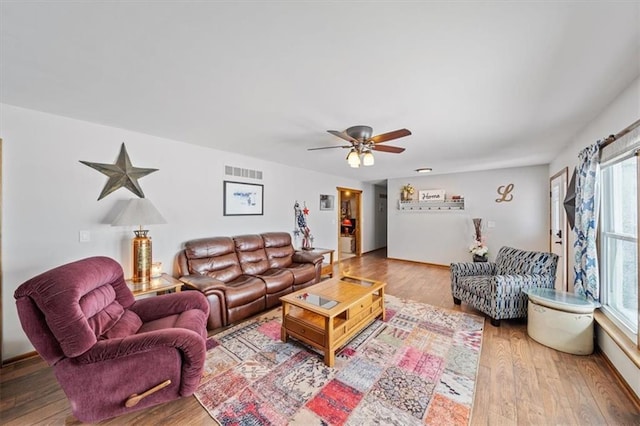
[{"left": 280, "top": 275, "right": 386, "bottom": 367}]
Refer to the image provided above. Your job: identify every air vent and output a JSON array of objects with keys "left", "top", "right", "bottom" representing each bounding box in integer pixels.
[{"left": 225, "top": 165, "right": 263, "bottom": 180}]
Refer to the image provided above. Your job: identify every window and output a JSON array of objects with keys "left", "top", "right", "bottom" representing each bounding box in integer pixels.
[{"left": 600, "top": 154, "right": 638, "bottom": 337}]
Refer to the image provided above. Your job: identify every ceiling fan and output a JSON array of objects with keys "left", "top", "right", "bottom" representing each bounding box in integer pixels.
[{"left": 308, "top": 125, "right": 412, "bottom": 167}]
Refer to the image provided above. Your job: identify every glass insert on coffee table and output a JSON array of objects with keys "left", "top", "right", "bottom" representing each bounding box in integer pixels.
[{"left": 280, "top": 274, "right": 386, "bottom": 367}]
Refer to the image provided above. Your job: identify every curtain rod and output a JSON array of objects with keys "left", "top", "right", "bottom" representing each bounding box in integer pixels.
[{"left": 598, "top": 118, "right": 640, "bottom": 149}]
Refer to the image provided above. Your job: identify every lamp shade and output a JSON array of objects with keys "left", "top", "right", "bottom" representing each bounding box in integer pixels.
[
  {"left": 112, "top": 198, "right": 167, "bottom": 226},
  {"left": 342, "top": 218, "right": 352, "bottom": 226},
  {"left": 362, "top": 151, "right": 374, "bottom": 166},
  {"left": 346, "top": 150, "right": 360, "bottom": 167}
]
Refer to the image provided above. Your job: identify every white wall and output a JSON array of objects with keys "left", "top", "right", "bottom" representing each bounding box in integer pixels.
[
  {"left": 550, "top": 76, "right": 640, "bottom": 290},
  {"left": 388, "top": 165, "right": 550, "bottom": 264},
  {"left": 1, "top": 104, "right": 371, "bottom": 360},
  {"left": 550, "top": 76, "right": 640, "bottom": 398}
]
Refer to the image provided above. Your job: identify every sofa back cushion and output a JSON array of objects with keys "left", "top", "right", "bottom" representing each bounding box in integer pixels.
[
  {"left": 184, "top": 237, "right": 243, "bottom": 282},
  {"left": 14, "top": 256, "right": 140, "bottom": 360},
  {"left": 262, "top": 232, "right": 295, "bottom": 269},
  {"left": 495, "top": 246, "right": 558, "bottom": 277},
  {"left": 233, "top": 234, "right": 270, "bottom": 275}
]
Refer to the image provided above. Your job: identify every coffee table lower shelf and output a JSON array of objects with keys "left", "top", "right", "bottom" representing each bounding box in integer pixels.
[{"left": 281, "top": 292, "right": 384, "bottom": 367}]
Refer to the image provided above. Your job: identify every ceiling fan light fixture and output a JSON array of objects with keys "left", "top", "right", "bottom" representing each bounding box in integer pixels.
[
  {"left": 316, "top": 125, "right": 411, "bottom": 168},
  {"left": 347, "top": 149, "right": 361, "bottom": 167},
  {"left": 362, "top": 151, "right": 375, "bottom": 166}
]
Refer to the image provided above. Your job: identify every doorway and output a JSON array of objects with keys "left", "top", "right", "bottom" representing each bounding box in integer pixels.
[
  {"left": 337, "top": 187, "right": 362, "bottom": 261},
  {"left": 550, "top": 168, "right": 568, "bottom": 291}
]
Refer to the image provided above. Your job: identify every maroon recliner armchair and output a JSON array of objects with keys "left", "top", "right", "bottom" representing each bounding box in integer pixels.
[{"left": 14, "top": 256, "right": 209, "bottom": 423}]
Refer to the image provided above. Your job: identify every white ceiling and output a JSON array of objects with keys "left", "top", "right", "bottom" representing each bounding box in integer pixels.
[{"left": 2, "top": 1, "right": 639, "bottom": 183}]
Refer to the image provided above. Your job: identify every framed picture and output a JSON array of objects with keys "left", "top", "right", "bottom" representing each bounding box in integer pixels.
[
  {"left": 223, "top": 181, "right": 264, "bottom": 216},
  {"left": 319, "top": 194, "right": 334, "bottom": 211}
]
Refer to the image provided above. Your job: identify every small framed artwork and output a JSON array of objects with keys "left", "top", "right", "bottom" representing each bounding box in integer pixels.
[
  {"left": 320, "top": 194, "right": 334, "bottom": 211},
  {"left": 223, "top": 181, "right": 264, "bottom": 216}
]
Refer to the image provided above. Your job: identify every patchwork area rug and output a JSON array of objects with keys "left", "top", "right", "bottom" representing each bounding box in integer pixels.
[{"left": 195, "top": 295, "right": 484, "bottom": 425}]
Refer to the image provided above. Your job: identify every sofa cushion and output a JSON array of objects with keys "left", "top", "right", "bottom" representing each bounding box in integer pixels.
[
  {"left": 285, "top": 263, "right": 316, "bottom": 285},
  {"left": 457, "top": 275, "right": 492, "bottom": 298},
  {"left": 224, "top": 276, "right": 266, "bottom": 308},
  {"left": 81, "top": 285, "right": 142, "bottom": 340},
  {"left": 137, "top": 308, "right": 208, "bottom": 337},
  {"left": 262, "top": 232, "right": 295, "bottom": 269},
  {"left": 495, "top": 246, "right": 556, "bottom": 276},
  {"left": 234, "top": 234, "right": 270, "bottom": 275},
  {"left": 496, "top": 246, "right": 534, "bottom": 275},
  {"left": 82, "top": 285, "right": 124, "bottom": 336},
  {"left": 185, "top": 237, "right": 243, "bottom": 282},
  {"left": 100, "top": 309, "right": 143, "bottom": 340},
  {"left": 256, "top": 268, "right": 294, "bottom": 293}
]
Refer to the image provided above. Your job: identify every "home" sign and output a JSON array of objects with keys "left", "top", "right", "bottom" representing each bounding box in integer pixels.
[{"left": 418, "top": 189, "right": 445, "bottom": 201}]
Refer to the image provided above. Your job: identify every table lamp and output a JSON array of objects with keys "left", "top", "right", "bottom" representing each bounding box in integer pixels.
[
  {"left": 112, "top": 198, "right": 167, "bottom": 283},
  {"left": 341, "top": 218, "right": 352, "bottom": 234}
]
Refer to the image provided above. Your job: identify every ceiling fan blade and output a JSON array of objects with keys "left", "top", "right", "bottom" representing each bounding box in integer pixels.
[
  {"left": 370, "top": 128, "right": 412, "bottom": 144},
  {"left": 371, "top": 144, "right": 405, "bottom": 153},
  {"left": 308, "top": 145, "right": 351, "bottom": 151},
  {"left": 327, "top": 130, "right": 358, "bottom": 144}
]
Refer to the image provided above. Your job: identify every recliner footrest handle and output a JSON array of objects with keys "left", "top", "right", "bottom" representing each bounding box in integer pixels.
[{"left": 125, "top": 379, "right": 172, "bottom": 407}]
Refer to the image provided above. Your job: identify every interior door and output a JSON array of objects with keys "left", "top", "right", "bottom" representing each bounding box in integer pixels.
[
  {"left": 337, "top": 187, "right": 362, "bottom": 261},
  {"left": 550, "top": 168, "right": 568, "bottom": 291}
]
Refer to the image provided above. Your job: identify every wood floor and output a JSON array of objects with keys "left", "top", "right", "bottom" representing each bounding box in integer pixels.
[{"left": 2, "top": 249, "right": 639, "bottom": 425}]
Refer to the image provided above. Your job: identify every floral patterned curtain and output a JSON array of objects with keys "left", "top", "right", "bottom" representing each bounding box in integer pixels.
[{"left": 573, "top": 142, "right": 600, "bottom": 301}]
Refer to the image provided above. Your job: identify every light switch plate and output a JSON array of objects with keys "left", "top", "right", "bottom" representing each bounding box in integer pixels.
[{"left": 79, "top": 230, "right": 91, "bottom": 242}]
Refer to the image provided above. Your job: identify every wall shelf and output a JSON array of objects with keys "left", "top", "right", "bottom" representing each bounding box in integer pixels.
[{"left": 398, "top": 199, "right": 465, "bottom": 211}]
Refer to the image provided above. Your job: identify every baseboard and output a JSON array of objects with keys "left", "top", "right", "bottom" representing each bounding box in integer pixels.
[
  {"left": 360, "top": 248, "right": 385, "bottom": 256},
  {"left": 386, "top": 257, "right": 450, "bottom": 269},
  {"left": 595, "top": 346, "right": 640, "bottom": 411},
  {"left": 594, "top": 311, "right": 640, "bottom": 369},
  {"left": 1, "top": 350, "right": 38, "bottom": 367}
]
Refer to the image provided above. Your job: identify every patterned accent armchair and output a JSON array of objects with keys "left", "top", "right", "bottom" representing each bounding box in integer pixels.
[{"left": 450, "top": 246, "right": 558, "bottom": 326}]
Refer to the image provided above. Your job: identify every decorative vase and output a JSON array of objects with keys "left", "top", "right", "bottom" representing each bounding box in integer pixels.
[
  {"left": 473, "top": 218, "right": 483, "bottom": 241},
  {"left": 401, "top": 191, "right": 408, "bottom": 201},
  {"left": 473, "top": 254, "right": 488, "bottom": 263}
]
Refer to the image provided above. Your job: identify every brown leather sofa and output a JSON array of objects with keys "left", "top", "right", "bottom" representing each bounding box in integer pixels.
[{"left": 177, "top": 232, "right": 323, "bottom": 330}]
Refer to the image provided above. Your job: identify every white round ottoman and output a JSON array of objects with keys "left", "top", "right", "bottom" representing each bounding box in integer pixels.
[{"left": 523, "top": 288, "right": 599, "bottom": 355}]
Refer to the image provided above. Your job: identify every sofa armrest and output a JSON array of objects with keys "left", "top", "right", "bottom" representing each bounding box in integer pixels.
[
  {"left": 130, "top": 291, "right": 209, "bottom": 323},
  {"left": 293, "top": 251, "right": 323, "bottom": 265},
  {"left": 75, "top": 328, "right": 206, "bottom": 395},
  {"left": 493, "top": 274, "right": 555, "bottom": 296},
  {"left": 179, "top": 274, "right": 228, "bottom": 293}
]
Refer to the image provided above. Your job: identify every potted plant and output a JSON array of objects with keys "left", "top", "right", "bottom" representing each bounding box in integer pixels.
[{"left": 401, "top": 183, "right": 415, "bottom": 201}]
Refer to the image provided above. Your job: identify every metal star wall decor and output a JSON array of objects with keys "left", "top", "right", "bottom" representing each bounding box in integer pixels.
[{"left": 80, "top": 143, "right": 158, "bottom": 200}]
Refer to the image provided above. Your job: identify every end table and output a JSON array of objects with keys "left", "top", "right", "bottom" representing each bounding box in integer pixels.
[
  {"left": 305, "top": 248, "right": 335, "bottom": 278},
  {"left": 126, "top": 273, "right": 183, "bottom": 297}
]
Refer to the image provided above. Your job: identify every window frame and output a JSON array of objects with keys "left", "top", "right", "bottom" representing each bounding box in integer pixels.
[{"left": 598, "top": 150, "right": 639, "bottom": 346}]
